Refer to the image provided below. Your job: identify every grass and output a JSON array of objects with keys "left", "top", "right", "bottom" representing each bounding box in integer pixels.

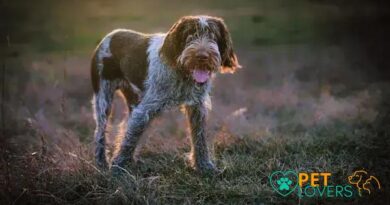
[{"left": 2, "top": 120, "right": 389, "bottom": 204}]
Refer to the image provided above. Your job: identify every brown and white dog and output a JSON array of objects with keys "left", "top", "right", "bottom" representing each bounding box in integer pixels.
[{"left": 91, "top": 15, "right": 241, "bottom": 174}]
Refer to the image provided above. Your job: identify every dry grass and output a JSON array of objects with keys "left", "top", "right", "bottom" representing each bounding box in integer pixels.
[{"left": 1, "top": 118, "right": 389, "bottom": 204}]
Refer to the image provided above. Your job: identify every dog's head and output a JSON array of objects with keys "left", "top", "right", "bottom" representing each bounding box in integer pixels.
[
  {"left": 363, "top": 176, "right": 381, "bottom": 191},
  {"left": 160, "top": 15, "right": 241, "bottom": 84},
  {"left": 348, "top": 170, "right": 368, "bottom": 186}
]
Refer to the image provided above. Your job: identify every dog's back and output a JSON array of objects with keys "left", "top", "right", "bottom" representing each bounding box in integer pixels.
[{"left": 91, "top": 29, "right": 151, "bottom": 94}]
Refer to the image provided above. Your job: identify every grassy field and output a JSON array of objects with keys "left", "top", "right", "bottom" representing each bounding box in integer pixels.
[
  {"left": 3, "top": 119, "right": 389, "bottom": 204},
  {"left": 1, "top": 0, "right": 390, "bottom": 204}
]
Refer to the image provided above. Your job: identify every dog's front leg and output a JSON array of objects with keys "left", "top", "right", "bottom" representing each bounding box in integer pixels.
[
  {"left": 111, "top": 101, "right": 162, "bottom": 173},
  {"left": 185, "top": 103, "right": 218, "bottom": 173}
]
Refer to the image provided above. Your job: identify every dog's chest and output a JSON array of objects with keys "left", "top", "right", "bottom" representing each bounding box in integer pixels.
[{"left": 171, "top": 77, "right": 210, "bottom": 106}]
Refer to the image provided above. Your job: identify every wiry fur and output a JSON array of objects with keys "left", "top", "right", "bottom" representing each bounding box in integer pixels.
[{"left": 90, "top": 15, "right": 240, "bottom": 174}]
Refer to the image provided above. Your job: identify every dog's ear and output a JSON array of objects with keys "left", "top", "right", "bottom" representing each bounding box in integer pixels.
[
  {"left": 160, "top": 18, "right": 189, "bottom": 68},
  {"left": 214, "top": 18, "right": 241, "bottom": 74}
]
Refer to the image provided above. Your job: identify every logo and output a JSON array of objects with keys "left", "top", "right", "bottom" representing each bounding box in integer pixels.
[
  {"left": 269, "top": 170, "right": 299, "bottom": 196},
  {"left": 268, "top": 170, "right": 380, "bottom": 199},
  {"left": 348, "top": 170, "right": 381, "bottom": 196}
]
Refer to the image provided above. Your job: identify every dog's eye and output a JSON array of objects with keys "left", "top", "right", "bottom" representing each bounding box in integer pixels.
[
  {"left": 210, "top": 33, "right": 217, "bottom": 41},
  {"left": 186, "top": 35, "right": 193, "bottom": 43}
]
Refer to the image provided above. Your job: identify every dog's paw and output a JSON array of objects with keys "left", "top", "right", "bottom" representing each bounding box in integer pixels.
[
  {"left": 96, "top": 159, "right": 109, "bottom": 170},
  {"left": 110, "top": 164, "right": 131, "bottom": 177},
  {"left": 184, "top": 153, "right": 222, "bottom": 175},
  {"left": 197, "top": 161, "right": 222, "bottom": 175},
  {"left": 110, "top": 157, "right": 131, "bottom": 176},
  {"left": 184, "top": 152, "right": 194, "bottom": 167}
]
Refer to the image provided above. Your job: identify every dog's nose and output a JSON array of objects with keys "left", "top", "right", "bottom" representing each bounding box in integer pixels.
[{"left": 196, "top": 51, "right": 209, "bottom": 60}]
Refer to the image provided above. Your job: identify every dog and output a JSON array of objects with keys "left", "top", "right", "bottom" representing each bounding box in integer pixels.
[
  {"left": 90, "top": 15, "right": 241, "bottom": 174},
  {"left": 348, "top": 170, "right": 381, "bottom": 196}
]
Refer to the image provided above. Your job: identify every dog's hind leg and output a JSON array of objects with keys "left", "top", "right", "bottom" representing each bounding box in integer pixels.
[
  {"left": 119, "top": 82, "right": 141, "bottom": 112},
  {"left": 92, "top": 79, "right": 116, "bottom": 169}
]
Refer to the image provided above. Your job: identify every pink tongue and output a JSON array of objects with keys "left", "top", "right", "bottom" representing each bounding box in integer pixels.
[{"left": 192, "top": 70, "right": 210, "bottom": 83}]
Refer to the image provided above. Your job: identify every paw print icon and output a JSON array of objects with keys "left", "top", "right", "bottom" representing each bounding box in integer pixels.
[{"left": 277, "top": 177, "right": 293, "bottom": 191}]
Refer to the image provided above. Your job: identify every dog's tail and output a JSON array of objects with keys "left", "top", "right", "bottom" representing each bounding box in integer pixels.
[{"left": 91, "top": 52, "right": 99, "bottom": 94}]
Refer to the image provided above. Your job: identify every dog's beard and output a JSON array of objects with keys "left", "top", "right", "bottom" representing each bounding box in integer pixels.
[{"left": 177, "top": 38, "right": 221, "bottom": 83}]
